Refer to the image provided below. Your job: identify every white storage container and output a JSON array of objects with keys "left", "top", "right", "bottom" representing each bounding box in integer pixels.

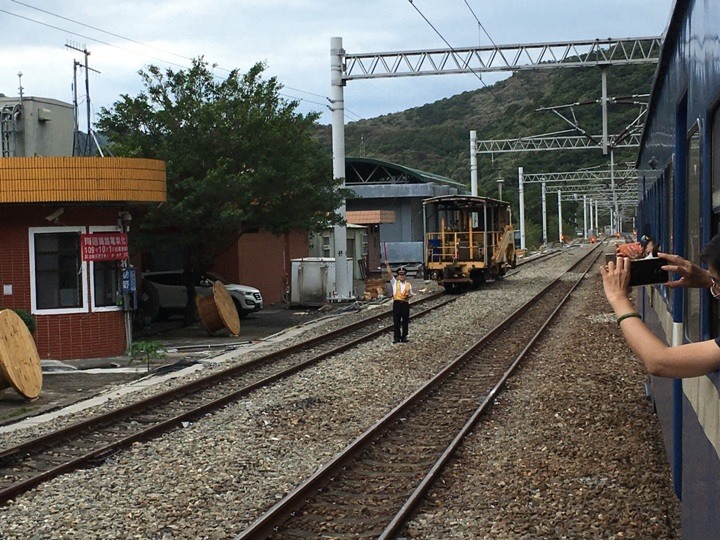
[{"left": 290, "top": 257, "right": 353, "bottom": 306}]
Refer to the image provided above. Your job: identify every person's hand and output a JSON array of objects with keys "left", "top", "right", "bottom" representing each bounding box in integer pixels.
[
  {"left": 658, "top": 252, "right": 713, "bottom": 289},
  {"left": 599, "top": 257, "right": 631, "bottom": 306}
]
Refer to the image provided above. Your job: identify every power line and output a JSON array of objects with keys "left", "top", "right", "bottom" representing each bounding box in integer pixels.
[
  {"left": 284, "top": 86, "right": 328, "bottom": 100},
  {"left": 0, "top": 8, "right": 191, "bottom": 70},
  {"left": 344, "top": 108, "right": 364, "bottom": 121},
  {"left": 406, "top": 0, "right": 502, "bottom": 103},
  {"left": 461, "top": 0, "right": 532, "bottom": 93},
  {"left": 10, "top": 0, "right": 194, "bottom": 64},
  {"left": 3, "top": 3, "right": 334, "bottom": 113},
  {"left": 461, "top": 0, "right": 498, "bottom": 48}
]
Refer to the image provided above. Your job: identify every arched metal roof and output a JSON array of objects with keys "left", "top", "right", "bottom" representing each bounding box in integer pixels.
[{"left": 345, "top": 157, "right": 465, "bottom": 190}]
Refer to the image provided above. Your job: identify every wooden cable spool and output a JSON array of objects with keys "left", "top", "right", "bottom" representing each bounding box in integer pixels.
[
  {"left": 0, "top": 309, "right": 42, "bottom": 400},
  {"left": 196, "top": 281, "right": 241, "bottom": 336}
]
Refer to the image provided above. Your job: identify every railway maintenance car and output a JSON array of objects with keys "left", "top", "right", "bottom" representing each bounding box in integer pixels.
[
  {"left": 422, "top": 195, "right": 516, "bottom": 291},
  {"left": 632, "top": 0, "right": 720, "bottom": 535}
]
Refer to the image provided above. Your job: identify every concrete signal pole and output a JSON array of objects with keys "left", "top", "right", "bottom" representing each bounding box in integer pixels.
[{"left": 330, "top": 37, "right": 353, "bottom": 301}]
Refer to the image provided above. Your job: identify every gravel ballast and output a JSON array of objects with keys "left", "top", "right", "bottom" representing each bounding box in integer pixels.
[{"left": 0, "top": 247, "right": 680, "bottom": 539}]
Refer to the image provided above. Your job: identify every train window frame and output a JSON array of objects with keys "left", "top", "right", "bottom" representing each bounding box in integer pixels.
[
  {"left": 714, "top": 106, "right": 720, "bottom": 212},
  {"left": 685, "top": 121, "right": 702, "bottom": 342},
  {"left": 711, "top": 107, "right": 720, "bottom": 336},
  {"left": 665, "top": 156, "right": 674, "bottom": 256}
]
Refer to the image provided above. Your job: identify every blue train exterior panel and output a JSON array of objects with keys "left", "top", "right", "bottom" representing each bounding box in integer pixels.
[{"left": 637, "top": 0, "right": 720, "bottom": 535}]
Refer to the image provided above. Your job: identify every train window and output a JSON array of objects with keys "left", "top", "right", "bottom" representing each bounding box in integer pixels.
[
  {"left": 714, "top": 109, "right": 720, "bottom": 212},
  {"left": 665, "top": 158, "right": 674, "bottom": 255},
  {"left": 711, "top": 108, "right": 720, "bottom": 336},
  {"left": 686, "top": 125, "right": 702, "bottom": 342}
]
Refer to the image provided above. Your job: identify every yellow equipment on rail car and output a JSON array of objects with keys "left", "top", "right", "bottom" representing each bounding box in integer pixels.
[{"left": 422, "top": 195, "right": 516, "bottom": 292}]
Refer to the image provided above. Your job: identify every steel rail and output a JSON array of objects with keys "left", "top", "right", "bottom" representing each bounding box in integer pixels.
[
  {"left": 235, "top": 246, "right": 602, "bottom": 539},
  {"left": 379, "top": 248, "right": 602, "bottom": 539},
  {"left": 0, "top": 292, "right": 454, "bottom": 506}
]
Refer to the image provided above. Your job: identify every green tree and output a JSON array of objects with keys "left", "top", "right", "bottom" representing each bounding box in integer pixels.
[{"left": 98, "top": 59, "right": 348, "bottom": 324}]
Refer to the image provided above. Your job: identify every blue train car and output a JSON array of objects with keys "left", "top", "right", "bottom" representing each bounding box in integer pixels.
[{"left": 637, "top": 1, "right": 720, "bottom": 535}]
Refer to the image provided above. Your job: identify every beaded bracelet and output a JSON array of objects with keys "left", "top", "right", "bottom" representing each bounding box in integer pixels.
[{"left": 616, "top": 312, "right": 642, "bottom": 325}]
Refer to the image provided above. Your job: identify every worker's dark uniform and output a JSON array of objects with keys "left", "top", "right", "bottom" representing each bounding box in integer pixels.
[{"left": 391, "top": 276, "right": 412, "bottom": 343}]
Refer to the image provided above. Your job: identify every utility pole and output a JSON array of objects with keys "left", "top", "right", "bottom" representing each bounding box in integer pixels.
[
  {"left": 329, "top": 37, "right": 353, "bottom": 301},
  {"left": 66, "top": 43, "right": 100, "bottom": 155},
  {"left": 72, "top": 61, "right": 81, "bottom": 156},
  {"left": 470, "top": 130, "right": 478, "bottom": 196}
]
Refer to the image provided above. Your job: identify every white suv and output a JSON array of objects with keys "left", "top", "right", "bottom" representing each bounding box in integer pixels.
[{"left": 142, "top": 271, "right": 263, "bottom": 319}]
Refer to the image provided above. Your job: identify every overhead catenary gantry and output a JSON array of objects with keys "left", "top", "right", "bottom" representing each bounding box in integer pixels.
[
  {"left": 342, "top": 37, "right": 662, "bottom": 79},
  {"left": 474, "top": 132, "right": 641, "bottom": 154},
  {"left": 522, "top": 167, "right": 637, "bottom": 184},
  {"left": 520, "top": 167, "right": 638, "bottom": 243},
  {"left": 470, "top": 57, "right": 651, "bottom": 247},
  {"left": 471, "top": 84, "right": 649, "bottom": 244},
  {"left": 330, "top": 35, "right": 662, "bottom": 298},
  {"left": 547, "top": 185, "right": 639, "bottom": 240}
]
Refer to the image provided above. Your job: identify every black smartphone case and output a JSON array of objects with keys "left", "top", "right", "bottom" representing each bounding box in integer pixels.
[{"left": 628, "top": 258, "right": 669, "bottom": 286}]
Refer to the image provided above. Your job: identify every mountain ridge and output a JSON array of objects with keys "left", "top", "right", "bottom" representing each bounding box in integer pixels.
[{"left": 317, "top": 62, "right": 655, "bottom": 243}]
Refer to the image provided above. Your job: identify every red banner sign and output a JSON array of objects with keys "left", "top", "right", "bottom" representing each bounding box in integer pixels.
[{"left": 80, "top": 233, "right": 129, "bottom": 261}]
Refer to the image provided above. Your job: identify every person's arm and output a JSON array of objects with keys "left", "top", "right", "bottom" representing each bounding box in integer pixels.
[
  {"left": 600, "top": 257, "right": 720, "bottom": 378},
  {"left": 385, "top": 259, "right": 393, "bottom": 280},
  {"left": 658, "top": 252, "right": 713, "bottom": 289}
]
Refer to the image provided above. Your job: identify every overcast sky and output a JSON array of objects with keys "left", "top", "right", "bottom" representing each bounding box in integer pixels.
[{"left": 0, "top": 0, "right": 674, "bottom": 126}]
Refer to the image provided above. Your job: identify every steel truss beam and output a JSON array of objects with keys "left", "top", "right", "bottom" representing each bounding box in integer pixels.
[
  {"left": 343, "top": 37, "right": 662, "bottom": 80},
  {"left": 552, "top": 191, "right": 638, "bottom": 211},
  {"left": 564, "top": 195, "right": 635, "bottom": 206},
  {"left": 522, "top": 168, "right": 637, "bottom": 184},
  {"left": 476, "top": 133, "right": 641, "bottom": 153},
  {"left": 547, "top": 183, "right": 637, "bottom": 194}
]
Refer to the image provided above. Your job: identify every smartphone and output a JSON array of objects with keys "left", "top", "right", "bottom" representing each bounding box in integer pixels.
[{"left": 628, "top": 257, "right": 669, "bottom": 286}]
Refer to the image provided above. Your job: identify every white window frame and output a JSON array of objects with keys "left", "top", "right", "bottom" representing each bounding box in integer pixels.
[
  {"left": 29, "top": 226, "right": 89, "bottom": 315},
  {"left": 88, "top": 225, "right": 124, "bottom": 313}
]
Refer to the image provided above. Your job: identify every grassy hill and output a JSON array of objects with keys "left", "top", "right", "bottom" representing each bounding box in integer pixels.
[{"left": 317, "top": 62, "right": 656, "bottom": 243}]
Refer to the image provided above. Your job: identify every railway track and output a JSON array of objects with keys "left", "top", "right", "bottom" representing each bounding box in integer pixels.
[
  {"left": 0, "top": 291, "right": 455, "bottom": 506},
  {"left": 235, "top": 246, "right": 602, "bottom": 539}
]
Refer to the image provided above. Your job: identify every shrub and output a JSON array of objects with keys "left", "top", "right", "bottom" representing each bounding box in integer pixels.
[
  {"left": 128, "top": 340, "right": 167, "bottom": 372},
  {"left": 0, "top": 308, "right": 36, "bottom": 335}
]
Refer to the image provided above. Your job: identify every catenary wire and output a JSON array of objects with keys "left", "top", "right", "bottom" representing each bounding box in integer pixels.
[
  {"left": 3, "top": 3, "right": 342, "bottom": 117},
  {"left": 406, "top": 0, "right": 502, "bottom": 103},
  {"left": 461, "top": 0, "right": 532, "bottom": 93},
  {"left": 10, "top": 0, "right": 194, "bottom": 63}
]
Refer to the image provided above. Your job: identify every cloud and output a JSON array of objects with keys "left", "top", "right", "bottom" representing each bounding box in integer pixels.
[{"left": 0, "top": 0, "right": 673, "bottom": 124}]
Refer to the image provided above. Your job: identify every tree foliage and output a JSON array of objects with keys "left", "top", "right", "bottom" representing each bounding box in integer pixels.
[{"left": 98, "top": 59, "right": 347, "bottom": 272}]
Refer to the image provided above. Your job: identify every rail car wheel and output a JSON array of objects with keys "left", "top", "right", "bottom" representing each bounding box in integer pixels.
[
  {"left": 470, "top": 269, "right": 486, "bottom": 289},
  {"left": 442, "top": 282, "right": 469, "bottom": 294}
]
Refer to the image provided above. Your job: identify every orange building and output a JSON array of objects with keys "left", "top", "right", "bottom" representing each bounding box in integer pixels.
[
  {"left": 212, "top": 230, "right": 309, "bottom": 305},
  {"left": 0, "top": 156, "right": 166, "bottom": 359}
]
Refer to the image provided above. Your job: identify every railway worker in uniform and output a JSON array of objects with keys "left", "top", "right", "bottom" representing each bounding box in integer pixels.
[
  {"left": 386, "top": 260, "right": 414, "bottom": 343},
  {"left": 600, "top": 234, "right": 720, "bottom": 378}
]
